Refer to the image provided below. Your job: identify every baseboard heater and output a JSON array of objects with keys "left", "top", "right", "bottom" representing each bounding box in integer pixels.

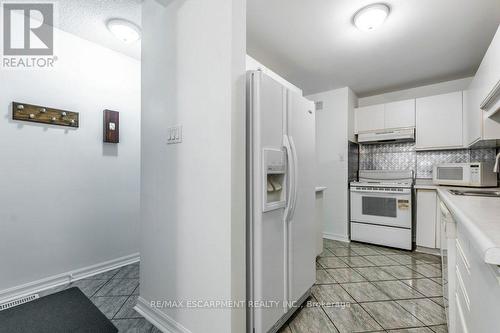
[{"left": 0, "top": 294, "right": 39, "bottom": 312}]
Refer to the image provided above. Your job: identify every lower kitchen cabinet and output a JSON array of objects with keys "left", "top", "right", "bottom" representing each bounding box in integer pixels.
[
  {"left": 416, "top": 189, "right": 440, "bottom": 249},
  {"left": 440, "top": 199, "right": 500, "bottom": 332},
  {"left": 455, "top": 221, "right": 500, "bottom": 332}
]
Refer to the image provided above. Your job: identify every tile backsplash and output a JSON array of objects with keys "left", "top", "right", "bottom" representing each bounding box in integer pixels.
[
  {"left": 348, "top": 141, "right": 359, "bottom": 182},
  {"left": 359, "top": 142, "right": 497, "bottom": 179}
]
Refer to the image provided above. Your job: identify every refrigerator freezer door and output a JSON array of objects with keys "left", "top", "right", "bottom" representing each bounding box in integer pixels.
[
  {"left": 282, "top": 135, "right": 294, "bottom": 223},
  {"left": 288, "top": 136, "right": 299, "bottom": 220},
  {"left": 247, "top": 71, "right": 288, "bottom": 333},
  {"left": 286, "top": 90, "right": 316, "bottom": 306}
]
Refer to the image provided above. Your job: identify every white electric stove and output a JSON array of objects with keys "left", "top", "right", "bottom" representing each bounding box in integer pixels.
[{"left": 350, "top": 170, "right": 414, "bottom": 250}]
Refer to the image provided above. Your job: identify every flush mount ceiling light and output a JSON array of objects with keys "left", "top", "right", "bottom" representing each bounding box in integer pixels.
[
  {"left": 107, "top": 19, "right": 142, "bottom": 43},
  {"left": 353, "top": 3, "right": 390, "bottom": 32}
]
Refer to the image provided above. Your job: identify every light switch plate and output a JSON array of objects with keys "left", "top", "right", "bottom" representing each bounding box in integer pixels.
[{"left": 167, "top": 125, "right": 182, "bottom": 144}]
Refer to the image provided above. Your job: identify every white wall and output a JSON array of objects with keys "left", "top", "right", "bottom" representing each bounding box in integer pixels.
[
  {"left": 358, "top": 77, "right": 473, "bottom": 106},
  {"left": 246, "top": 55, "right": 303, "bottom": 95},
  {"left": 307, "top": 87, "right": 356, "bottom": 241},
  {"left": 140, "top": 0, "right": 245, "bottom": 332},
  {"left": 0, "top": 27, "right": 141, "bottom": 293}
]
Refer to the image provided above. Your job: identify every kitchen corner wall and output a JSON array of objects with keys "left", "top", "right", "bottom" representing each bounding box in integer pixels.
[
  {"left": 307, "top": 87, "right": 357, "bottom": 242},
  {"left": 359, "top": 142, "right": 497, "bottom": 179}
]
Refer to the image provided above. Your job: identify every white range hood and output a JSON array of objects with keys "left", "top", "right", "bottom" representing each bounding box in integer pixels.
[{"left": 357, "top": 128, "right": 415, "bottom": 144}]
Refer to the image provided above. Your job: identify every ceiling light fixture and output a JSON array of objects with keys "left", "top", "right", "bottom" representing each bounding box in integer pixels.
[
  {"left": 107, "top": 19, "right": 142, "bottom": 43},
  {"left": 353, "top": 3, "right": 390, "bottom": 32}
]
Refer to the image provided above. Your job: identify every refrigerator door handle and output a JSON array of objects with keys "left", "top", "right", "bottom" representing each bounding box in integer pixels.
[
  {"left": 289, "top": 136, "right": 299, "bottom": 222},
  {"left": 283, "top": 135, "right": 294, "bottom": 222}
]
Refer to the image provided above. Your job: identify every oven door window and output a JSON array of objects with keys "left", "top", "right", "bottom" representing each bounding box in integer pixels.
[{"left": 362, "top": 196, "right": 397, "bottom": 218}]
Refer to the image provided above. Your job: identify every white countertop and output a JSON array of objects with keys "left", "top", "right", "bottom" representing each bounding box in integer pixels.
[
  {"left": 437, "top": 187, "right": 500, "bottom": 265},
  {"left": 315, "top": 186, "right": 327, "bottom": 192},
  {"left": 414, "top": 179, "right": 439, "bottom": 190}
]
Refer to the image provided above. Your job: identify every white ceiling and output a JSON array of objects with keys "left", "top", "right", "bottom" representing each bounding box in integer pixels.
[
  {"left": 56, "top": 0, "right": 142, "bottom": 60},
  {"left": 247, "top": 0, "right": 500, "bottom": 96}
]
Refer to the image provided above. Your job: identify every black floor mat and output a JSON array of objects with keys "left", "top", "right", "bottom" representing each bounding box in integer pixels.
[{"left": 0, "top": 287, "right": 117, "bottom": 333}]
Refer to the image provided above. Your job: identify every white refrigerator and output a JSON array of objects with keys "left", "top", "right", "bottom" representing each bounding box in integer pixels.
[{"left": 246, "top": 70, "right": 316, "bottom": 333}]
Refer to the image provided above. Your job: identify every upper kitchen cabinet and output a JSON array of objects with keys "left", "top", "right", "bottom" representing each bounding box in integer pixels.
[
  {"left": 354, "top": 99, "right": 415, "bottom": 133},
  {"left": 384, "top": 99, "right": 416, "bottom": 129},
  {"left": 464, "top": 26, "right": 500, "bottom": 146},
  {"left": 463, "top": 88, "right": 482, "bottom": 146},
  {"left": 416, "top": 91, "right": 463, "bottom": 150},
  {"left": 354, "top": 104, "right": 384, "bottom": 133}
]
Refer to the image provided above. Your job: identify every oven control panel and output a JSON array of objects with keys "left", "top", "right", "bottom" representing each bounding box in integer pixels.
[{"left": 350, "top": 186, "right": 412, "bottom": 194}]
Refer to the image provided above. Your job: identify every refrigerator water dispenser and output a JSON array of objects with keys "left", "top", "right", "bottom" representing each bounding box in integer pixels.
[{"left": 263, "top": 148, "right": 286, "bottom": 212}]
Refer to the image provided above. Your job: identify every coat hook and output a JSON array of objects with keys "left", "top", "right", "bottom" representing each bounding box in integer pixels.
[{"left": 12, "top": 102, "right": 79, "bottom": 128}]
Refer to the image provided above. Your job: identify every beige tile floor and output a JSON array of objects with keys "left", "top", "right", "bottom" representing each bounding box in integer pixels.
[
  {"left": 39, "top": 262, "right": 152, "bottom": 332},
  {"left": 279, "top": 239, "right": 448, "bottom": 333},
  {"left": 36, "top": 239, "right": 448, "bottom": 333}
]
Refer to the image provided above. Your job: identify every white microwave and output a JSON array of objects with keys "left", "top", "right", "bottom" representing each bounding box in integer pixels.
[{"left": 433, "top": 163, "right": 498, "bottom": 187}]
